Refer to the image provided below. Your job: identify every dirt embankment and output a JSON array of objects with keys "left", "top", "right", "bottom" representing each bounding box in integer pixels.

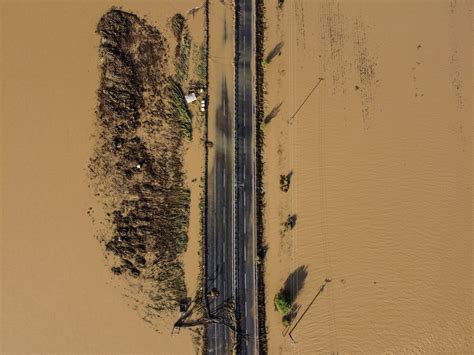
[{"left": 89, "top": 9, "right": 198, "bottom": 326}]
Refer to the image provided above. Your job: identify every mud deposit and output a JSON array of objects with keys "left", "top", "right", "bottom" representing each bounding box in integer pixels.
[{"left": 89, "top": 9, "right": 193, "bottom": 323}]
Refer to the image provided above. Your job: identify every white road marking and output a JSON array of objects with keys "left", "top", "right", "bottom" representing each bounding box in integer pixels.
[
  {"left": 244, "top": 247, "right": 247, "bottom": 261},
  {"left": 245, "top": 273, "right": 247, "bottom": 288},
  {"left": 243, "top": 37, "right": 246, "bottom": 99},
  {"left": 213, "top": 166, "right": 217, "bottom": 308},
  {"left": 223, "top": 206, "right": 226, "bottom": 227}
]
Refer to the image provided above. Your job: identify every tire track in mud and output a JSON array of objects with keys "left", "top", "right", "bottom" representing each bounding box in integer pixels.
[
  {"left": 448, "top": 1, "right": 468, "bottom": 110},
  {"left": 447, "top": 0, "right": 469, "bottom": 151},
  {"left": 293, "top": 0, "right": 306, "bottom": 49},
  {"left": 353, "top": 17, "right": 378, "bottom": 130},
  {"left": 318, "top": 0, "right": 347, "bottom": 96},
  {"left": 317, "top": 1, "right": 379, "bottom": 129}
]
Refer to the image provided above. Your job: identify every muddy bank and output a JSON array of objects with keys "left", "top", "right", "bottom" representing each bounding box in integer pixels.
[
  {"left": 90, "top": 6, "right": 209, "bottom": 345},
  {"left": 90, "top": 8, "right": 194, "bottom": 325}
]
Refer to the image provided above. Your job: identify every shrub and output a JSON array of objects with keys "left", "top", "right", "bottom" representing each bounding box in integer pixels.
[{"left": 274, "top": 290, "right": 292, "bottom": 315}]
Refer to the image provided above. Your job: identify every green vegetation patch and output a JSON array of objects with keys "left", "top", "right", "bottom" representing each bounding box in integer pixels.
[
  {"left": 274, "top": 289, "right": 292, "bottom": 315},
  {"left": 194, "top": 43, "right": 207, "bottom": 86},
  {"left": 168, "top": 78, "right": 193, "bottom": 139}
]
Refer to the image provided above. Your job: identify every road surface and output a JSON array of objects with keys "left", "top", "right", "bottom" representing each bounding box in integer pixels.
[
  {"left": 235, "top": 0, "right": 258, "bottom": 353},
  {"left": 206, "top": 1, "right": 236, "bottom": 353},
  {"left": 206, "top": 0, "right": 257, "bottom": 353}
]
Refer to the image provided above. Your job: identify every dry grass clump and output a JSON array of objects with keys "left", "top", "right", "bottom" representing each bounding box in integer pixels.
[
  {"left": 194, "top": 44, "right": 207, "bottom": 86},
  {"left": 168, "top": 78, "right": 193, "bottom": 139},
  {"left": 279, "top": 172, "right": 291, "bottom": 192},
  {"left": 171, "top": 13, "right": 191, "bottom": 84}
]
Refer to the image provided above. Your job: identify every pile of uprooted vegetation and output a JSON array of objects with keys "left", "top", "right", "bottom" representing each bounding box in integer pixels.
[{"left": 89, "top": 8, "right": 194, "bottom": 324}]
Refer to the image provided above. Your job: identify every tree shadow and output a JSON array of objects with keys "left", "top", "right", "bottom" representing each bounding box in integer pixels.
[
  {"left": 283, "top": 265, "right": 308, "bottom": 304},
  {"left": 257, "top": 242, "right": 268, "bottom": 260},
  {"left": 265, "top": 41, "right": 284, "bottom": 64},
  {"left": 264, "top": 102, "right": 282, "bottom": 124},
  {"left": 283, "top": 303, "right": 301, "bottom": 325},
  {"left": 283, "top": 214, "right": 297, "bottom": 231}
]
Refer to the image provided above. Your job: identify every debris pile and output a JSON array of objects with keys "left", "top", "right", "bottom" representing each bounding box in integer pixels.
[{"left": 90, "top": 9, "right": 192, "bottom": 322}]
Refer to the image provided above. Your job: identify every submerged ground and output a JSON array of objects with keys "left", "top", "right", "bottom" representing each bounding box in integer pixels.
[
  {"left": 1, "top": 1, "right": 206, "bottom": 353},
  {"left": 262, "top": 0, "right": 472, "bottom": 353},
  {"left": 1, "top": 0, "right": 472, "bottom": 353}
]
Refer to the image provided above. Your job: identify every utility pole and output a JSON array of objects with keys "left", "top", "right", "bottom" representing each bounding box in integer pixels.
[{"left": 288, "top": 278, "right": 332, "bottom": 343}]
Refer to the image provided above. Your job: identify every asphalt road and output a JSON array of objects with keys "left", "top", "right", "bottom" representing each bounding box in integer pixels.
[
  {"left": 235, "top": 0, "right": 257, "bottom": 353},
  {"left": 206, "top": 0, "right": 256, "bottom": 353},
  {"left": 206, "top": 78, "right": 235, "bottom": 354}
]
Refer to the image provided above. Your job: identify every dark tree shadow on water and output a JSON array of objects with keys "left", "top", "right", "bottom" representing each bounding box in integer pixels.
[
  {"left": 257, "top": 242, "right": 269, "bottom": 260},
  {"left": 279, "top": 265, "right": 308, "bottom": 331},
  {"left": 283, "top": 214, "right": 297, "bottom": 231},
  {"left": 264, "top": 102, "right": 282, "bottom": 124},
  {"left": 283, "top": 265, "right": 308, "bottom": 304},
  {"left": 265, "top": 41, "right": 284, "bottom": 64},
  {"left": 283, "top": 303, "right": 301, "bottom": 326}
]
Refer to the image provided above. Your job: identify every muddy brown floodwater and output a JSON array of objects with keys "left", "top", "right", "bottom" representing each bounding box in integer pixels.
[
  {"left": 1, "top": 1, "right": 205, "bottom": 353},
  {"left": 263, "top": 0, "right": 472, "bottom": 353}
]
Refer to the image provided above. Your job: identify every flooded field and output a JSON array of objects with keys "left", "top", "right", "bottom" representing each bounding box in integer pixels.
[
  {"left": 262, "top": 0, "right": 472, "bottom": 353},
  {"left": 1, "top": 1, "right": 205, "bottom": 353}
]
